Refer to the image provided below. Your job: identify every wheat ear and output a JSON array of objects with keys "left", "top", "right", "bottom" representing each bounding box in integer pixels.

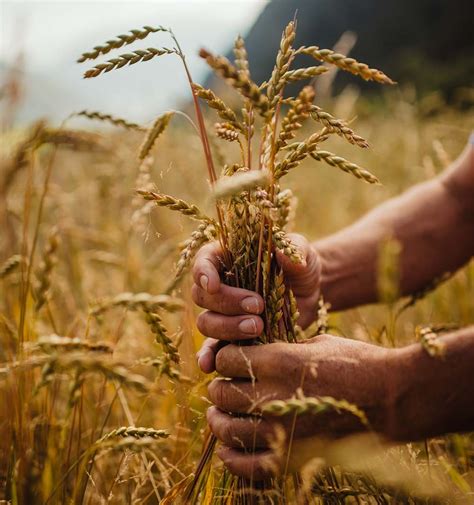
[
  {"left": 138, "top": 112, "right": 174, "bottom": 159},
  {"left": 274, "top": 129, "right": 331, "bottom": 179},
  {"left": 143, "top": 308, "right": 180, "bottom": 363},
  {"left": 296, "top": 46, "right": 394, "bottom": 84},
  {"left": 77, "top": 25, "right": 169, "bottom": 62},
  {"left": 136, "top": 190, "right": 214, "bottom": 223},
  {"left": 267, "top": 21, "right": 296, "bottom": 107},
  {"left": 215, "top": 123, "right": 240, "bottom": 142},
  {"left": 277, "top": 86, "right": 315, "bottom": 150},
  {"left": 75, "top": 110, "right": 145, "bottom": 131},
  {"left": 192, "top": 84, "right": 242, "bottom": 131},
  {"left": 37, "top": 334, "right": 112, "bottom": 354},
  {"left": 309, "top": 105, "right": 368, "bottom": 148},
  {"left": 233, "top": 35, "right": 250, "bottom": 76},
  {"left": 2, "top": 120, "right": 46, "bottom": 191},
  {"left": 175, "top": 223, "right": 217, "bottom": 281},
  {"left": 272, "top": 228, "right": 304, "bottom": 263},
  {"left": 96, "top": 426, "right": 169, "bottom": 445},
  {"left": 310, "top": 150, "right": 379, "bottom": 184},
  {"left": 0, "top": 254, "right": 24, "bottom": 279},
  {"left": 199, "top": 48, "right": 269, "bottom": 116},
  {"left": 283, "top": 66, "right": 329, "bottom": 83},
  {"left": 262, "top": 393, "right": 369, "bottom": 426},
  {"left": 90, "top": 292, "right": 184, "bottom": 316},
  {"left": 34, "top": 228, "right": 60, "bottom": 312},
  {"left": 416, "top": 326, "right": 446, "bottom": 359},
  {"left": 84, "top": 47, "right": 177, "bottom": 78}
]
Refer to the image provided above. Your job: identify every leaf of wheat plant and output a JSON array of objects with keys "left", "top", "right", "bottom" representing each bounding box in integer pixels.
[{"left": 77, "top": 19, "right": 393, "bottom": 503}]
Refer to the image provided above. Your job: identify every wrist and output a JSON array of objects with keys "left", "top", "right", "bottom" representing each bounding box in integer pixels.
[{"left": 382, "top": 343, "right": 431, "bottom": 441}]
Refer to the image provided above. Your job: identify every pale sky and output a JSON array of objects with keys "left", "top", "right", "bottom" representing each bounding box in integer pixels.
[{"left": 0, "top": 0, "right": 267, "bottom": 122}]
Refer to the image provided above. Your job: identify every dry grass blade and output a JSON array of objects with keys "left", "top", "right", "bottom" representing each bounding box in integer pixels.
[
  {"left": 77, "top": 25, "right": 170, "bottom": 62},
  {"left": 137, "top": 190, "right": 214, "bottom": 223},
  {"left": 296, "top": 46, "right": 395, "bottom": 84},
  {"left": 75, "top": 110, "right": 145, "bottom": 131},
  {"left": 84, "top": 47, "right": 177, "bottom": 78},
  {"left": 310, "top": 150, "right": 380, "bottom": 184},
  {"left": 212, "top": 170, "right": 270, "bottom": 200},
  {"left": 138, "top": 111, "right": 174, "bottom": 159}
]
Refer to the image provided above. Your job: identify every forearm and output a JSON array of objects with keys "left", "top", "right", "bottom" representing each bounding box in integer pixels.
[
  {"left": 387, "top": 326, "right": 474, "bottom": 440},
  {"left": 314, "top": 144, "right": 474, "bottom": 311}
]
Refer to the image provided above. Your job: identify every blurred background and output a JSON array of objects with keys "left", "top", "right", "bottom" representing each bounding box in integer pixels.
[{"left": 1, "top": 0, "right": 473, "bottom": 126}]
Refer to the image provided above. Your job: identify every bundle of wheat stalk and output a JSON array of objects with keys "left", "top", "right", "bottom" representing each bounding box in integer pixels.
[
  {"left": 1, "top": 12, "right": 471, "bottom": 504},
  {"left": 76, "top": 18, "right": 395, "bottom": 503}
]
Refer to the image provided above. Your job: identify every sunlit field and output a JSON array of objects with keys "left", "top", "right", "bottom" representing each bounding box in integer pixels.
[{"left": 1, "top": 18, "right": 473, "bottom": 504}]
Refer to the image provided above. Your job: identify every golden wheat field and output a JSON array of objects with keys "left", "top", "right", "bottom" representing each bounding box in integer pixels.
[{"left": 1, "top": 17, "right": 474, "bottom": 505}]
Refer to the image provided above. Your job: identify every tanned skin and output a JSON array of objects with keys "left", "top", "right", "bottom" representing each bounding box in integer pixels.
[{"left": 191, "top": 138, "right": 474, "bottom": 479}]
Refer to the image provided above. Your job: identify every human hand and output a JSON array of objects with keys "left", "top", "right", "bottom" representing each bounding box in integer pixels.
[
  {"left": 192, "top": 234, "right": 321, "bottom": 373},
  {"left": 205, "top": 334, "right": 394, "bottom": 479}
]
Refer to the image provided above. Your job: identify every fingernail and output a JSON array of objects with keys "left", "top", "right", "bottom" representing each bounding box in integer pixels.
[
  {"left": 200, "top": 274, "right": 209, "bottom": 292},
  {"left": 241, "top": 296, "right": 260, "bottom": 314},
  {"left": 197, "top": 354, "right": 204, "bottom": 369},
  {"left": 197, "top": 350, "right": 206, "bottom": 366},
  {"left": 238, "top": 318, "right": 258, "bottom": 335}
]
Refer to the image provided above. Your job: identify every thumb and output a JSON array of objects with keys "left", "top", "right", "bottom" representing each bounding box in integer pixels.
[{"left": 275, "top": 233, "right": 320, "bottom": 298}]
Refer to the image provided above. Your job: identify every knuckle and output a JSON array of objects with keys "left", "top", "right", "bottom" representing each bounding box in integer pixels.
[
  {"left": 216, "top": 296, "right": 227, "bottom": 315},
  {"left": 221, "top": 420, "right": 236, "bottom": 446},
  {"left": 215, "top": 348, "right": 227, "bottom": 375},
  {"left": 196, "top": 312, "right": 208, "bottom": 335},
  {"left": 223, "top": 458, "right": 240, "bottom": 476},
  {"left": 208, "top": 379, "right": 227, "bottom": 409}
]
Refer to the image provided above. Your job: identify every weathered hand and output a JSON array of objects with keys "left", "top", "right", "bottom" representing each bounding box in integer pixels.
[
  {"left": 205, "top": 334, "right": 394, "bottom": 479},
  {"left": 192, "top": 234, "right": 321, "bottom": 373}
]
